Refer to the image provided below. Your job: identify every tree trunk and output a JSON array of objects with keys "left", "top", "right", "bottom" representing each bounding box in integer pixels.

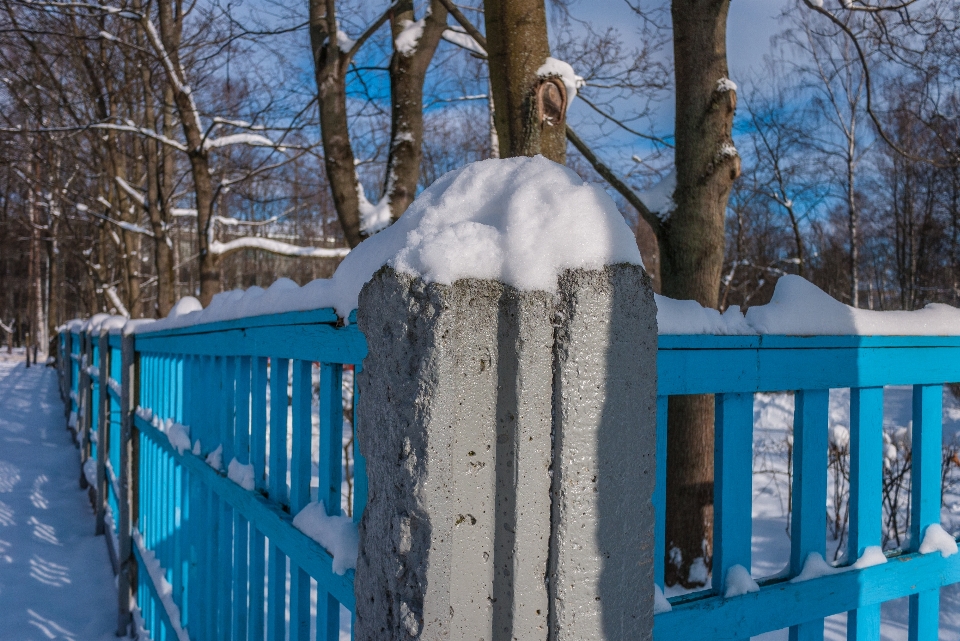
[
  {"left": 309, "top": 0, "right": 364, "bottom": 248},
  {"left": 28, "top": 185, "right": 46, "bottom": 355},
  {"left": 848, "top": 141, "right": 859, "bottom": 307},
  {"left": 139, "top": 54, "right": 175, "bottom": 317},
  {"left": 384, "top": 0, "right": 448, "bottom": 222},
  {"left": 46, "top": 210, "right": 61, "bottom": 350},
  {"left": 661, "top": 0, "right": 740, "bottom": 588},
  {"left": 153, "top": 0, "right": 220, "bottom": 306},
  {"left": 484, "top": 0, "right": 566, "bottom": 163}
]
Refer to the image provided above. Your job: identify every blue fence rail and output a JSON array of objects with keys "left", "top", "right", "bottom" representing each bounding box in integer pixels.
[{"left": 58, "top": 319, "right": 960, "bottom": 640}]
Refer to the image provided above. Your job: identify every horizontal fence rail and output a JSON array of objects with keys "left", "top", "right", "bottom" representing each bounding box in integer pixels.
[{"left": 58, "top": 324, "right": 960, "bottom": 640}]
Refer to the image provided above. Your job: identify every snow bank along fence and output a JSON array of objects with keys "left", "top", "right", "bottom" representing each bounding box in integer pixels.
[{"left": 57, "top": 309, "right": 960, "bottom": 640}]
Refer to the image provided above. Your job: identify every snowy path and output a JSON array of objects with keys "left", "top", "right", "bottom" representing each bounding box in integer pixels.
[{"left": 0, "top": 357, "right": 119, "bottom": 640}]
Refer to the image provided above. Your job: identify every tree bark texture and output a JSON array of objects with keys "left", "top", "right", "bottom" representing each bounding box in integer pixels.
[
  {"left": 155, "top": 0, "right": 220, "bottom": 306},
  {"left": 484, "top": 0, "right": 566, "bottom": 163},
  {"left": 384, "top": 0, "right": 448, "bottom": 223},
  {"left": 662, "top": 0, "right": 740, "bottom": 587},
  {"left": 310, "top": 0, "right": 364, "bottom": 248},
  {"left": 138, "top": 53, "right": 175, "bottom": 318},
  {"left": 311, "top": 0, "right": 445, "bottom": 243}
]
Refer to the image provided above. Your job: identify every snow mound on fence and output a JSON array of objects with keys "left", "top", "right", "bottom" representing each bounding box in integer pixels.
[
  {"left": 292, "top": 501, "right": 359, "bottom": 575},
  {"left": 745, "top": 275, "right": 960, "bottom": 335},
  {"left": 657, "top": 275, "right": 960, "bottom": 335},
  {"left": 136, "top": 156, "right": 643, "bottom": 333}
]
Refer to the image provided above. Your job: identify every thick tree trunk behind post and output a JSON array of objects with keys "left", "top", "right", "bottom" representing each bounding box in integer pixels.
[
  {"left": 385, "top": 0, "right": 448, "bottom": 222},
  {"left": 661, "top": 0, "right": 740, "bottom": 587},
  {"left": 484, "top": 0, "right": 566, "bottom": 163}
]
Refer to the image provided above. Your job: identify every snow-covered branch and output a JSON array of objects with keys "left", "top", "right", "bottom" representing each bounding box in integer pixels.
[
  {"left": 103, "top": 286, "right": 130, "bottom": 318},
  {"left": 209, "top": 237, "right": 350, "bottom": 259},
  {"left": 115, "top": 177, "right": 146, "bottom": 207},
  {"left": 203, "top": 133, "right": 282, "bottom": 151},
  {"left": 0, "top": 319, "right": 13, "bottom": 334},
  {"left": 89, "top": 210, "right": 155, "bottom": 237},
  {"left": 442, "top": 27, "right": 485, "bottom": 56}
]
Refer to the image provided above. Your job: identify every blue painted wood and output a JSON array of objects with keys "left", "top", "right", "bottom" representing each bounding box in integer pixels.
[
  {"left": 134, "top": 308, "right": 341, "bottom": 339},
  {"left": 712, "top": 393, "right": 754, "bottom": 595},
  {"left": 134, "top": 415, "right": 357, "bottom": 607},
  {"left": 268, "top": 358, "right": 289, "bottom": 641},
  {"left": 217, "top": 356, "right": 233, "bottom": 641},
  {"left": 654, "top": 545, "right": 960, "bottom": 640},
  {"left": 233, "top": 356, "right": 252, "bottom": 641},
  {"left": 135, "top": 321, "right": 367, "bottom": 364},
  {"left": 847, "top": 387, "right": 884, "bottom": 641},
  {"left": 291, "top": 360, "right": 312, "bottom": 641},
  {"left": 909, "top": 384, "right": 943, "bottom": 641},
  {"left": 658, "top": 338, "right": 960, "bottom": 395},
  {"left": 319, "top": 364, "right": 343, "bottom": 515},
  {"left": 250, "top": 357, "right": 268, "bottom": 641},
  {"left": 134, "top": 544, "right": 181, "bottom": 641},
  {"left": 654, "top": 395, "right": 668, "bottom": 589},
  {"left": 789, "top": 389, "right": 829, "bottom": 641}
]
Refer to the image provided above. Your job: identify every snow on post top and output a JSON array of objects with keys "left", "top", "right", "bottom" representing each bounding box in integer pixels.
[
  {"left": 383, "top": 155, "right": 643, "bottom": 288},
  {"left": 136, "top": 156, "right": 643, "bottom": 333}
]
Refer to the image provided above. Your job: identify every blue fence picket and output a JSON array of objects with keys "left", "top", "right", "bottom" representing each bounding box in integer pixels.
[
  {"left": 909, "top": 384, "right": 943, "bottom": 641},
  {"left": 712, "top": 393, "right": 754, "bottom": 599},
  {"left": 847, "top": 387, "right": 884, "bottom": 641},
  {"left": 268, "top": 357, "right": 289, "bottom": 641}
]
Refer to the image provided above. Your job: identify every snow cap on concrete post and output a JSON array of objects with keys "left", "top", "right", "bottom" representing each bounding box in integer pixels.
[{"left": 350, "top": 155, "right": 655, "bottom": 640}]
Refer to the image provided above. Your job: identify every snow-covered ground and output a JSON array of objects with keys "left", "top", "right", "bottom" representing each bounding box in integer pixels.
[
  {"left": 0, "top": 356, "right": 120, "bottom": 640},
  {"left": 667, "top": 386, "right": 960, "bottom": 640}
]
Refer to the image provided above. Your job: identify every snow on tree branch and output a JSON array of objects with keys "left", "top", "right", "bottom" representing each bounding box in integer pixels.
[
  {"left": 442, "top": 27, "right": 485, "bottom": 56},
  {"left": 202, "top": 133, "right": 282, "bottom": 151},
  {"left": 115, "top": 177, "right": 146, "bottom": 207},
  {"left": 209, "top": 237, "right": 350, "bottom": 259},
  {"left": 395, "top": 19, "right": 425, "bottom": 56}
]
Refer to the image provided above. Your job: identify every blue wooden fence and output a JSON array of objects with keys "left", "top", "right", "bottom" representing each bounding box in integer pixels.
[
  {"left": 655, "top": 335, "right": 960, "bottom": 641},
  {"left": 58, "top": 319, "right": 960, "bottom": 640}
]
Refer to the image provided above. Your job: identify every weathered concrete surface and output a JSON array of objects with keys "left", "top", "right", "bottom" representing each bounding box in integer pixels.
[
  {"left": 550, "top": 265, "right": 657, "bottom": 641},
  {"left": 355, "top": 267, "right": 554, "bottom": 640},
  {"left": 355, "top": 263, "right": 656, "bottom": 641}
]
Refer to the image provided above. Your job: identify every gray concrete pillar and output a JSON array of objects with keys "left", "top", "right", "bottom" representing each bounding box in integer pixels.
[
  {"left": 355, "top": 263, "right": 656, "bottom": 641},
  {"left": 550, "top": 266, "right": 657, "bottom": 640}
]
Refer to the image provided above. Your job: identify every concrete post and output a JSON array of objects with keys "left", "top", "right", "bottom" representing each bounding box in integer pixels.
[{"left": 355, "top": 263, "right": 657, "bottom": 641}]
